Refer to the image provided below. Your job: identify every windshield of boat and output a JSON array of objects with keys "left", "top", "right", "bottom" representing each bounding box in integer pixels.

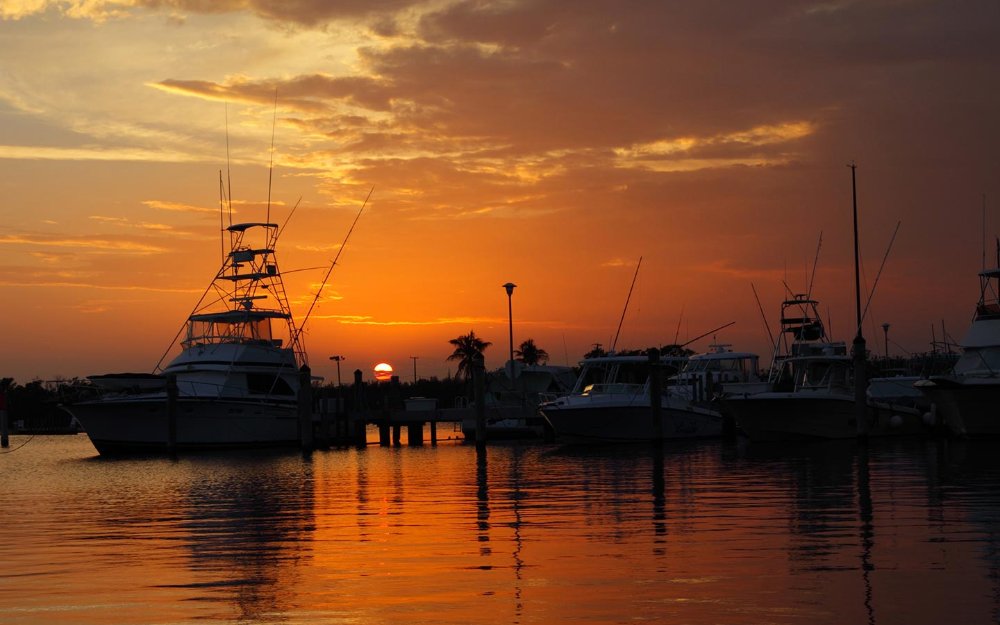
[
  {"left": 684, "top": 356, "right": 757, "bottom": 376},
  {"left": 573, "top": 360, "right": 649, "bottom": 393},
  {"left": 183, "top": 316, "right": 282, "bottom": 348},
  {"left": 954, "top": 347, "right": 1000, "bottom": 375}
]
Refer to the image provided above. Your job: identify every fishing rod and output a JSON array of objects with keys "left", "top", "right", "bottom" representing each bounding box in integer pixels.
[
  {"left": 750, "top": 283, "right": 775, "bottom": 350},
  {"left": 681, "top": 320, "right": 736, "bottom": 348},
  {"left": 856, "top": 220, "right": 901, "bottom": 335}
]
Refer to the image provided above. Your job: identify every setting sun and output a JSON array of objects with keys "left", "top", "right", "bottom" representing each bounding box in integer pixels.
[{"left": 373, "top": 362, "right": 394, "bottom": 382}]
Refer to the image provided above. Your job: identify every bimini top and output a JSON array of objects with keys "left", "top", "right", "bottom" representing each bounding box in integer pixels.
[
  {"left": 190, "top": 310, "right": 290, "bottom": 323},
  {"left": 227, "top": 222, "right": 279, "bottom": 232}
]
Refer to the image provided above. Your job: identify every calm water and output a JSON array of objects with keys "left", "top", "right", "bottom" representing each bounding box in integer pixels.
[{"left": 2, "top": 434, "right": 1000, "bottom": 624}]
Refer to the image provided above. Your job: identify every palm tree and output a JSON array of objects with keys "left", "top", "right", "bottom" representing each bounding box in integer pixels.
[
  {"left": 447, "top": 331, "right": 492, "bottom": 381},
  {"left": 515, "top": 338, "right": 549, "bottom": 366}
]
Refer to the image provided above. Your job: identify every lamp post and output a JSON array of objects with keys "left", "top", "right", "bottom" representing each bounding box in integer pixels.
[
  {"left": 329, "top": 355, "right": 345, "bottom": 388},
  {"left": 881, "top": 323, "right": 890, "bottom": 361},
  {"left": 503, "top": 282, "right": 516, "bottom": 374},
  {"left": 409, "top": 356, "right": 419, "bottom": 383}
]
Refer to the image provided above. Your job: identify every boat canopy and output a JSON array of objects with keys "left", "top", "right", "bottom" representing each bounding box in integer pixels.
[
  {"left": 228, "top": 222, "right": 279, "bottom": 232},
  {"left": 184, "top": 310, "right": 289, "bottom": 349}
]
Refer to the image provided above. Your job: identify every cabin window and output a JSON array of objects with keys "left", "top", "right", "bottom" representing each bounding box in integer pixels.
[{"left": 246, "top": 373, "right": 295, "bottom": 396}]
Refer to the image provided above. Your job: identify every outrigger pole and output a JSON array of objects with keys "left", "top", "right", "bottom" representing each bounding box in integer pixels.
[
  {"left": 293, "top": 186, "right": 374, "bottom": 345},
  {"left": 611, "top": 256, "right": 642, "bottom": 352}
]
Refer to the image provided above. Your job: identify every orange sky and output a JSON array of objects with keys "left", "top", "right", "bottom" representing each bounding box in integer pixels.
[{"left": 1, "top": 1, "right": 998, "bottom": 383}]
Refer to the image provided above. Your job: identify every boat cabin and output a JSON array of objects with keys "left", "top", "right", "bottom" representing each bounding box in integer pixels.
[{"left": 182, "top": 310, "right": 290, "bottom": 349}]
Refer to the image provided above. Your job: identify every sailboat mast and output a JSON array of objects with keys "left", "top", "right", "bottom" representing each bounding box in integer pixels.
[{"left": 851, "top": 162, "right": 863, "bottom": 340}]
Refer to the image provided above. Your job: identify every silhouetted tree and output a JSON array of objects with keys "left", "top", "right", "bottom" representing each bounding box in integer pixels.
[
  {"left": 583, "top": 344, "right": 607, "bottom": 359},
  {"left": 447, "top": 331, "right": 492, "bottom": 381},
  {"left": 515, "top": 338, "right": 549, "bottom": 365}
]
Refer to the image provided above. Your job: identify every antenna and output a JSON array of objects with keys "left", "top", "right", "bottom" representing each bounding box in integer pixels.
[
  {"left": 225, "top": 102, "right": 233, "bottom": 227},
  {"left": 611, "top": 256, "right": 642, "bottom": 352},
  {"left": 807, "top": 231, "right": 822, "bottom": 300},
  {"left": 294, "top": 186, "right": 373, "bottom": 344},
  {"left": 266, "top": 88, "right": 278, "bottom": 225},
  {"left": 218, "top": 171, "right": 225, "bottom": 266}
]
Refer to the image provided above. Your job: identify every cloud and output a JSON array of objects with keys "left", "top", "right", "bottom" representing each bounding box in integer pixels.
[
  {"left": 311, "top": 314, "right": 503, "bottom": 326},
  {"left": 0, "top": 279, "right": 200, "bottom": 293},
  {"left": 0, "top": 233, "right": 167, "bottom": 254},
  {"left": 0, "top": 144, "right": 209, "bottom": 162},
  {"left": 143, "top": 200, "right": 220, "bottom": 214}
]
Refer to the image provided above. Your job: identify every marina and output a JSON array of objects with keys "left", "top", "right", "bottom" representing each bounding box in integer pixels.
[
  {"left": 2, "top": 2, "right": 998, "bottom": 623},
  {"left": 3, "top": 434, "right": 1000, "bottom": 625}
]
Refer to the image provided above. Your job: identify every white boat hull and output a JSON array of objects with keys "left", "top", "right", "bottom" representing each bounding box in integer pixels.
[
  {"left": 726, "top": 392, "right": 926, "bottom": 442},
  {"left": 915, "top": 376, "right": 1000, "bottom": 436},
  {"left": 540, "top": 404, "right": 723, "bottom": 444},
  {"left": 67, "top": 396, "right": 301, "bottom": 454}
]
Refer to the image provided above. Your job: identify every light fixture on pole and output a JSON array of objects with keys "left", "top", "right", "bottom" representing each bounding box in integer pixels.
[
  {"left": 881, "top": 323, "right": 890, "bottom": 361},
  {"left": 329, "top": 355, "right": 345, "bottom": 388},
  {"left": 502, "top": 282, "right": 516, "bottom": 376}
]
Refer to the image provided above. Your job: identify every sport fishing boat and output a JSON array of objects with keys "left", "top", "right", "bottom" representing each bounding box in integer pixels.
[
  {"left": 915, "top": 267, "right": 1000, "bottom": 436},
  {"left": 726, "top": 167, "right": 925, "bottom": 441},
  {"left": 67, "top": 220, "right": 315, "bottom": 455},
  {"left": 537, "top": 352, "right": 722, "bottom": 443}
]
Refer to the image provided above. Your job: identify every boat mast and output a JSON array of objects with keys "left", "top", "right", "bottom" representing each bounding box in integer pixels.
[{"left": 850, "top": 161, "right": 868, "bottom": 437}]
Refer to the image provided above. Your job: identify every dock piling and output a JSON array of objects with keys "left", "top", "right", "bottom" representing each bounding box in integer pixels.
[
  {"left": 298, "top": 365, "right": 314, "bottom": 451},
  {"left": 166, "top": 375, "right": 178, "bottom": 453},
  {"left": 1, "top": 391, "right": 8, "bottom": 448},
  {"left": 648, "top": 348, "right": 663, "bottom": 441},
  {"left": 473, "top": 352, "right": 486, "bottom": 448}
]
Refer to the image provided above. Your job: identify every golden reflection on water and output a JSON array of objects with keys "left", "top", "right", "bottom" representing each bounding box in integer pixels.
[{"left": 1, "top": 435, "right": 999, "bottom": 624}]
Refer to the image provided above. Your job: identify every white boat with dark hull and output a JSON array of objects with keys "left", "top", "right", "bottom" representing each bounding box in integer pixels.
[
  {"left": 725, "top": 294, "right": 926, "bottom": 441},
  {"left": 68, "top": 221, "right": 311, "bottom": 455},
  {"left": 916, "top": 268, "right": 1000, "bottom": 436},
  {"left": 538, "top": 353, "right": 733, "bottom": 443}
]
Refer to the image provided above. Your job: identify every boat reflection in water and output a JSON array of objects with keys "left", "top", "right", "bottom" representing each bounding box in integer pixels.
[{"left": 3, "top": 436, "right": 1000, "bottom": 624}]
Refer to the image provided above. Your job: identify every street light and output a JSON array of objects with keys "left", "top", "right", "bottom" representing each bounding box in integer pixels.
[
  {"left": 881, "top": 323, "right": 890, "bottom": 361},
  {"left": 503, "top": 282, "right": 516, "bottom": 375},
  {"left": 329, "top": 355, "right": 345, "bottom": 388},
  {"left": 409, "top": 356, "right": 419, "bottom": 383}
]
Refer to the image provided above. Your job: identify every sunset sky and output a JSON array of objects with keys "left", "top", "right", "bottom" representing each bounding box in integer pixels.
[{"left": 1, "top": 0, "right": 998, "bottom": 383}]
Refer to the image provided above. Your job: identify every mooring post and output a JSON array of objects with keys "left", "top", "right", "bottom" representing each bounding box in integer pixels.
[
  {"left": 298, "top": 365, "right": 314, "bottom": 451},
  {"left": 430, "top": 419, "right": 437, "bottom": 446},
  {"left": 166, "top": 374, "right": 178, "bottom": 453},
  {"left": 351, "top": 368, "right": 371, "bottom": 447},
  {"left": 317, "top": 392, "right": 331, "bottom": 449},
  {"left": 1, "top": 390, "right": 9, "bottom": 448},
  {"left": 854, "top": 335, "right": 869, "bottom": 437},
  {"left": 473, "top": 352, "right": 487, "bottom": 448},
  {"left": 648, "top": 348, "right": 663, "bottom": 441}
]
